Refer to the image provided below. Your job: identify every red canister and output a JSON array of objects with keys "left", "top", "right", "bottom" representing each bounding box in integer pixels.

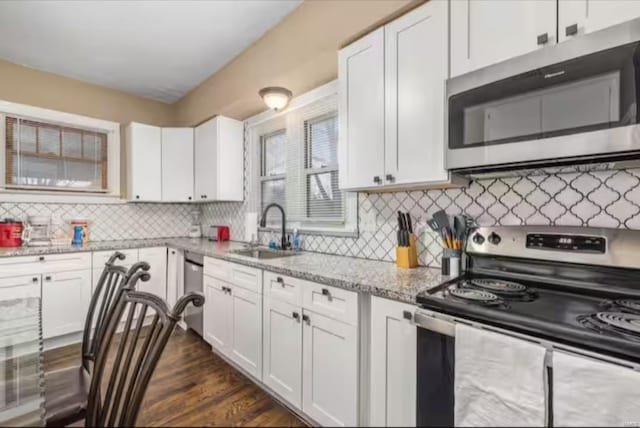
[{"left": 0, "top": 219, "right": 23, "bottom": 247}]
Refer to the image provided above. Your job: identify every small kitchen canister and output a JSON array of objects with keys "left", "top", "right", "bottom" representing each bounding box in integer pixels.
[{"left": 69, "top": 219, "right": 89, "bottom": 244}]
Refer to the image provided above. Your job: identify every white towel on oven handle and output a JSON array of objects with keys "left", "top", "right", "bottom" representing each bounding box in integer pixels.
[
  {"left": 454, "top": 323, "right": 548, "bottom": 427},
  {"left": 553, "top": 350, "right": 640, "bottom": 427}
]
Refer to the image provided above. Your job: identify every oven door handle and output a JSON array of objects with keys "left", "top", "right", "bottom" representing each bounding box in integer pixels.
[{"left": 413, "top": 310, "right": 456, "bottom": 337}]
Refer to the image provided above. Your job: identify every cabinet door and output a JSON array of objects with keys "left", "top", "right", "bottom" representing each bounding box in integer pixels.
[
  {"left": 370, "top": 297, "right": 416, "bottom": 427},
  {"left": 559, "top": 0, "right": 640, "bottom": 42},
  {"left": 451, "top": 0, "right": 557, "bottom": 77},
  {"left": 262, "top": 298, "right": 302, "bottom": 408},
  {"left": 127, "top": 122, "right": 162, "bottom": 201},
  {"left": 216, "top": 117, "right": 244, "bottom": 201},
  {"left": 303, "top": 311, "right": 358, "bottom": 426},
  {"left": 137, "top": 247, "right": 167, "bottom": 301},
  {"left": 161, "top": 128, "right": 194, "bottom": 202},
  {"left": 203, "top": 275, "right": 231, "bottom": 353},
  {"left": 194, "top": 117, "right": 218, "bottom": 202},
  {"left": 42, "top": 270, "right": 92, "bottom": 339},
  {"left": 385, "top": 0, "right": 448, "bottom": 186},
  {"left": 166, "top": 248, "right": 182, "bottom": 308},
  {"left": 230, "top": 286, "right": 263, "bottom": 379},
  {"left": 0, "top": 274, "right": 40, "bottom": 301},
  {"left": 338, "top": 27, "right": 385, "bottom": 190}
]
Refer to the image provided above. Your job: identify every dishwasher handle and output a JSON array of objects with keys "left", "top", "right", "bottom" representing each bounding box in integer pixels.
[{"left": 414, "top": 310, "right": 456, "bottom": 337}]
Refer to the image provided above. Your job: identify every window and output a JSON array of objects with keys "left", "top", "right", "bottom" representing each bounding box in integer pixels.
[
  {"left": 251, "top": 85, "right": 356, "bottom": 234},
  {"left": 260, "top": 129, "right": 287, "bottom": 224},
  {"left": 304, "top": 113, "right": 342, "bottom": 219},
  {"left": 5, "top": 116, "right": 108, "bottom": 192}
]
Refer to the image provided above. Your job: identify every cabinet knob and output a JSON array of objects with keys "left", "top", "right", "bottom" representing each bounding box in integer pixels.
[
  {"left": 537, "top": 32, "right": 548, "bottom": 45},
  {"left": 302, "top": 314, "right": 310, "bottom": 325},
  {"left": 45, "top": 276, "right": 52, "bottom": 281},
  {"left": 321, "top": 288, "right": 330, "bottom": 296},
  {"left": 403, "top": 310, "right": 413, "bottom": 321},
  {"left": 203, "top": 194, "right": 208, "bottom": 199},
  {"left": 385, "top": 174, "right": 395, "bottom": 183},
  {"left": 171, "top": 250, "right": 176, "bottom": 254},
  {"left": 566, "top": 23, "right": 578, "bottom": 36},
  {"left": 373, "top": 176, "right": 381, "bottom": 184},
  {"left": 32, "top": 277, "right": 38, "bottom": 283},
  {"left": 188, "top": 196, "right": 192, "bottom": 201},
  {"left": 38, "top": 256, "right": 45, "bottom": 262},
  {"left": 292, "top": 311, "right": 300, "bottom": 321},
  {"left": 276, "top": 276, "right": 284, "bottom": 284},
  {"left": 136, "top": 195, "right": 140, "bottom": 200}
]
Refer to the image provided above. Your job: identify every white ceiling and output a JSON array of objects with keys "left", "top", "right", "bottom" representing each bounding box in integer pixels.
[{"left": 0, "top": 0, "right": 301, "bottom": 103}]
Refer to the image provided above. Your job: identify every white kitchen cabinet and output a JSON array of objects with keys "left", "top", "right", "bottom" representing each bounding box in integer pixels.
[
  {"left": 161, "top": 128, "right": 194, "bottom": 202},
  {"left": 339, "top": 2, "right": 457, "bottom": 191},
  {"left": 166, "top": 248, "right": 182, "bottom": 308},
  {"left": 302, "top": 310, "right": 358, "bottom": 427},
  {"left": 42, "top": 270, "right": 92, "bottom": 339},
  {"left": 203, "top": 276, "right": 232, "bottom": 352},
  {"left": 126, "top": 122, "right": 162, "bottom": 202},
  {"left": 137, "top": 247, "right": 167, "bottom": 301},
  {"left": 338, "top": 27, "right": 385, "bottom": 190},
  {"left": 385, "top": 0, "right": 449, "bottom": 186},
  {"left": 451, "top": 0, "right": 557, "bottom": 77},
  {"left": 370, "top": 296, "right": 416, "bottom": 427},
  {"left": 262, "top": 297, "right": 303, "bottom": 408},
  {"left": 194, "top": 115, "right": 244, "bottom": 202},
  {"left": 229, "top": 286, "right": 263, "bottom": 379},
  {"left": 91, "top": 248, "right": 139, "bottom": 294},
  {"left": 559, "top": 0, "right": 640, "bottom": 42}
]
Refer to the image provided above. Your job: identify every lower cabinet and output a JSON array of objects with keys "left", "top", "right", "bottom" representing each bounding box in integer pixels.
[
  {"left": 369, "top": 296, "right": 417, "bottom": 427},
  {"left": 0, "top": 274, "right": 41, "bottom": 301},
  {"left": 42, "top": 270, "right": 92, "bottom": 339},
  {"left": 138, "top": 247, "right": 167, "bottom": 300},
  {"left": 203, "top": 272, "right": 263, "bottom": 379},
  {"left": 302, "top": 310, "right": 358, "bottom": 427},
  {"left": 263, "top": 297, "right": 303, "bottom": 408}
]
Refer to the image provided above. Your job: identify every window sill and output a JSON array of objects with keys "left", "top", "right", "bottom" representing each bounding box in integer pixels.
[
  {"left": 0, "top": 189, "right": 124, "bottom": 204},
  {"left": 259, "top": 225, "right": 358, "bottom": 239}
]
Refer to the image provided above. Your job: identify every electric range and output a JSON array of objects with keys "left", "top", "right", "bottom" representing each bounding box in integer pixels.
[{"left": 416, "top": 225, "right": 640, "bottom": 362}]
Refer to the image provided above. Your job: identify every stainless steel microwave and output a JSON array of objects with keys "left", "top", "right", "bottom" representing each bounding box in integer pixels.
[{"left": 446, "top": 17, "right": 640, "bottom": 174}]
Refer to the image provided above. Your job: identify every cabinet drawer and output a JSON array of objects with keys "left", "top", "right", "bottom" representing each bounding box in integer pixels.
[
  {"left": 0, "top": 274, "right": 41, "bottom": 300},
  {"left": 0, "top": 251, "right": 91, "bottom": 277},
  {"left": 92, "top": 249, "right": 139, "bottom": 269},
  {"left": 264, "top": 271, "right": 303, "bottom": 306},
  {"left": 204, "top": 256, "right": 230, "bottom": 281},
  {"left": 303, "top": 283, "right": 358, "bottom": 325},
  {"left": 229, "top": 264, "right": 262, "bottom": 294}
]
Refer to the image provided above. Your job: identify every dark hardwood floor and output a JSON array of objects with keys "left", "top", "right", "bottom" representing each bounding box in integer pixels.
[{"left": 43, "top": 329, "right": 307, "bottom": 427}]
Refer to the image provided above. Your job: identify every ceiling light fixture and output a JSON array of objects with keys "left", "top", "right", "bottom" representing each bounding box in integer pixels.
[{"left": 259, "top": 87, "right": 293, "bottom": 111}]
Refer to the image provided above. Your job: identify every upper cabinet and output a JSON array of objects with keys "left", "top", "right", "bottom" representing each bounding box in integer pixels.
[
  {"left": 161, "top": 128, "right": 194, "bottom": 202},
  {"left": 194, "top": 116, "right": 244, "bottom": 202},
  {"left": 450, "top": 0, "right": 557, "bottom": 77},
  {"left": 559, "top": 0, "right": 640, "bottom": 42},
  {"left": 126, "top": 122, "right": 162, "bottom": 201},
  {"left": 451, "top": 0, "right": 640, "bottom": 77},
  {"left": 339, "top": 1, "right": 456, "bottom": 191}
]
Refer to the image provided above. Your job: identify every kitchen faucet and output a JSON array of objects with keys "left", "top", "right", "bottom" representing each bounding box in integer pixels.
[{"left": 259, "top": 203, "right": 287, "bottom": 250}]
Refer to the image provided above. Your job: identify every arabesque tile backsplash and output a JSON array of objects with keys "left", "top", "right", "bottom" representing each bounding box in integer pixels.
[{"left": 5, "top": 169, "right": 640, "bottom": 267}]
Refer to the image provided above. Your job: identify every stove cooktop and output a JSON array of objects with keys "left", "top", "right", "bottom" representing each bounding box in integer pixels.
[{"left": 417, "top": 274, "right": 640, "bottom": 361}]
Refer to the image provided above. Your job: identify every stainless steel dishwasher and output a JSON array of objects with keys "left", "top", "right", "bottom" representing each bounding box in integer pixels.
[{"left": 184, "top": 251, "right": 204, "bottom": 336}]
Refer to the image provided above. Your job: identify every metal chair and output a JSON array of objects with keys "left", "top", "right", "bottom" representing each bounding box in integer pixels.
[
  {"left": 44, "top": 253, "right": 150, "bottom": 427},
  {"left": 85, "top": 271, "right": 204, "bottom": 427}
]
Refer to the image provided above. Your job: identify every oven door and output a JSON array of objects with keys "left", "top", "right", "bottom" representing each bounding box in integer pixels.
[
  {"left": 414, "top": 311, "right": 456, "bottom": 427},
  {"left": 446, "top": 39, "right": 640, "bottom": 172}
]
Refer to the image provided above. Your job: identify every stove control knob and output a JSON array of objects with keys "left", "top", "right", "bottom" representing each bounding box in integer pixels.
[
  {"left": 472, "top": 233, "right": 485, "bottom": 245},
  {"left": 488, "top": 232, "right": 501, "bottom": 245}
]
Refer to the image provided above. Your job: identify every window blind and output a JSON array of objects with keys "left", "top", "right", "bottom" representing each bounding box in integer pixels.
[
  {"left": 5, "top": 116, "right": 108, "bottom": 192},
  {"left": 260, "top": 129, "right": 287, "bottom": 225}
]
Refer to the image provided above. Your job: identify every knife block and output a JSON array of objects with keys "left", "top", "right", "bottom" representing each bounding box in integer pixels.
[{"left": 396, "top": 234, "right": 419, "bottom": 269}]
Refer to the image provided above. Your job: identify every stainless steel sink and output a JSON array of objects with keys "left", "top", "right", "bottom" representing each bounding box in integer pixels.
[{"left": 231, "top": 248, "right": 299, "bottom": 259}]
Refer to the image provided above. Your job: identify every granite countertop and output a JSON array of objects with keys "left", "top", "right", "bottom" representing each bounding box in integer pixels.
[{"left": 0, "top": 238, "right": 447, "bottom": 304}]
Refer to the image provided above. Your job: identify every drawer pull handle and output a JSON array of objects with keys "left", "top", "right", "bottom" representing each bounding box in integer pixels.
[
  {"left": 566, "top": 23, "right": 578, "bottom": 36},
  {"left": 38, "top": 256, "right": 45, "bottom": 262},
  {"left": 32, "top": 277, "right": 38, "bottom": 283},
  {"left": 45, "top": 276, "right": 52, "bottom": 281},
  {"left": 276, "top": 276, "right": 284, "bottom": 284},
  {"left": 292, "top": 311, "right": 300, "bottom": 321},
  {"left": 537, "top": 32, "right": 548, "bottom": 45},
  {"left": 403, "top": 310, "right": 413, "bottom": 321},
  {"left": 321, "top": 288, "right": 329, "bottom": 296},
  {"left": 302, "top": 314, "right": 310, "bottom": 325}
]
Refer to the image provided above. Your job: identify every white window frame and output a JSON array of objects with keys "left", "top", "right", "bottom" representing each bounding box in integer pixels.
[
  {"left": 0, "top": 100, "right": 121, "bottom": 203},
  {"left": 246, "top": 80, "right": 357, "bottom": 236}
]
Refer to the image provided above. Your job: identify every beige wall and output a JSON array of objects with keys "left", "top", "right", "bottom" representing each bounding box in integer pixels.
[
  {"left": 174, "top": 0, "right": 423, "bottom": 126},
  {"left": 0, "top": 58, "right": 173, "bottom": 126}
]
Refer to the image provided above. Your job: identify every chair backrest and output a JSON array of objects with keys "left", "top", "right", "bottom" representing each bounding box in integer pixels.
[
  {"left": 81, "top": 252, "right": 150, "bottom": 372},
  {"left": 86, "top": 269, "right": 204, "bottom": 427}
]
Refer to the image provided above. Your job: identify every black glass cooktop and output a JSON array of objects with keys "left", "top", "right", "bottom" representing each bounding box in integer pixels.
[{"left": 417, "top": 273, "right": 640, "bottom": 362}]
